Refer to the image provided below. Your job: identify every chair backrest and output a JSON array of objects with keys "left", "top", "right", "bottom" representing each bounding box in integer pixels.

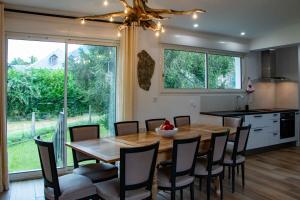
[
  {"left": 120, "top": 142, "right": 159, "bottom": 199},
  {"left": 232, "top": 125, "right": 251, "bottom": 159},
  {"left": 69, "top": 125, "right": 100, "bottom": 168},
  {"left": 173, "top": 116, "right": 190, "bottom": 127},
  {"left": 207, "top": 131, "right": 229, "bottom": 170},
  {"left": 145, "top": 118, "right": 166, "bottom": 132},
  {"left": 171, "top": 135, "right": 200, "bottom": 187},
  {"left": 114, "top": 121, "right": 139, "bottom": 136},
  {"left": 223, "top": 117, "right": 243, "bottom": 128},
  {"left": 34, "top": 136, "right": 61, "bottom": 197}
]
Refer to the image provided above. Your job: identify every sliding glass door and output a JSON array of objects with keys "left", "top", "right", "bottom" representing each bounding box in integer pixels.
[
  {"left": 66, "top": 43, "right": 116, "bottom": 165},
  {"left": 6, "top": 38, "right": 117, "bottom": 174}
]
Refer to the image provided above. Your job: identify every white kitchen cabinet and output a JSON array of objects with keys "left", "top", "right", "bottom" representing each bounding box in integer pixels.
[{"left": 246, "top": 113, "right": 280, "bottom": 150}]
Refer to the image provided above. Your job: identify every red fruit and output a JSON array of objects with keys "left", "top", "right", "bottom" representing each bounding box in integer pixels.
[
  {"left": 164, "top": 120, "right": 170, "bottom": 125},
  {"left": 169, "top": 124, "right": 174, "bottom": 130}
]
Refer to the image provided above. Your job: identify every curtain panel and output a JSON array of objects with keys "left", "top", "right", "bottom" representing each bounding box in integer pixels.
[
  {"left": 0, "top": 2, "right": 9, "bottom": 192},
  {"left": 117, "top": 25, "right": 138, "bottom": 121}
]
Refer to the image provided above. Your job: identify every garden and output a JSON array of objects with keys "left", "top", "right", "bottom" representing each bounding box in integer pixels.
[{"left": 7, "top": 44, "right": 116, "bottom": 172}]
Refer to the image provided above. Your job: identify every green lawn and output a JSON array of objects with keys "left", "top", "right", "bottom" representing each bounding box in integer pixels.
[{"left": 8, "top": 123, "right": 108, "bottom": 173}]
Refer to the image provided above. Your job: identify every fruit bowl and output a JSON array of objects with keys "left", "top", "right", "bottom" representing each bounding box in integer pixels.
[{"left": 155, "top": 128, "right": 178, "bottom": 138}]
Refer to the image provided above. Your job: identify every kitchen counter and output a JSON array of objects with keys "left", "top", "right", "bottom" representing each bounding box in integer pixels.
[{"left": 200, "top": 108, "right": 299, "bottom": 117}]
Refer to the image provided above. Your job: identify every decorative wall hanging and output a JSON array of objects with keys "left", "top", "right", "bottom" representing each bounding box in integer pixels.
[{"left": 137, "top": 50, "right": 155, "bottom": 91}]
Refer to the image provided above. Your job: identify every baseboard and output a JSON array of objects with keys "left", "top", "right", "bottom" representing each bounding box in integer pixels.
[{"left": 246, "top": 142, "right": 297, "bottom": 155}]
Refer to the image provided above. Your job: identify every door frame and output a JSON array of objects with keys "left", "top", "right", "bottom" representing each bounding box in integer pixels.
[{"left": 6, "top": 32, "right": 119, "bottom": 181}]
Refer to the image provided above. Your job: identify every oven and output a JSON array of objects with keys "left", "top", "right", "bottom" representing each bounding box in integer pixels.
[{"left": 280, "top": 112, "right": 295, "bottom": 139}]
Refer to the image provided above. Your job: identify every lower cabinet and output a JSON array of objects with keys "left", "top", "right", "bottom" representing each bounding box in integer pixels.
[{"left": 245, "top": 113, "right": 280, "bottom": 150}]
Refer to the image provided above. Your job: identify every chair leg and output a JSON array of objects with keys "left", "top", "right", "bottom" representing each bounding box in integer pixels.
[
  {"left": 231, "top": 166, "right": 235, "bottom": 193},
  {"left": 220, "top": 175, "right": 224, "bottom": 200},
  {"left": 180, "top": 189, "right": 183, "bottom": 200},
  {"left": 171, "top": 190, "right": 175, "bottom": 200},
  {"left": 207, "top": 176, "right": 211, "bottom": 200},
  {"left": 237, "top": 165, "right": 240, "bottom": 175},
  {"left": 241, "top": 163, "right": 245, "bottom": 188},
  {"left": 199, "top": 177, "right": 202, "bottom": 191},
  {"left": 228, "top": 166, "right": 231, "bottom": 179},
  {"left": 190, "top": 183, "right": 195, "bottom": 200}
]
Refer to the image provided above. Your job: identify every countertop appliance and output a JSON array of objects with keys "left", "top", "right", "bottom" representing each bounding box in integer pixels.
[{"left": 280, "top": 112, "right": 295, "bottom": 139}]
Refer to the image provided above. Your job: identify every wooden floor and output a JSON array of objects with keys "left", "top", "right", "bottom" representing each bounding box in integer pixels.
[{"left": 1, "top": 147, "right": 300, "bottom": 200}]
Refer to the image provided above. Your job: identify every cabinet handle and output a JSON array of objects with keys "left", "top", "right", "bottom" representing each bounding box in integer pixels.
[
  {"left": 273, "top": 120, "right": 278, "bottom": 123},
  {"left": 254, "top": 128, "right": 263, "bottom": 132},
  {"left": 273, "top": 114, "right": 278, "bottom": 116},
  {"left": 254, "top": 115, "right": 263, "bottom": 118},
  {"left": 273, "top": 133, "right": 278, "bottom": 136}
]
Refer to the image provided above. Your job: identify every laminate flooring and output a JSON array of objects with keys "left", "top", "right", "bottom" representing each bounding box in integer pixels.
[{"left": 1, "top": 147, "right": 300, "bottom": 200}]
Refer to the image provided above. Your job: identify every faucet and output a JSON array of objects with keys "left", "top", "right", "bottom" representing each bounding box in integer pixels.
[{"left": 235, "top": 94, "right": 245, "bottom": 110}]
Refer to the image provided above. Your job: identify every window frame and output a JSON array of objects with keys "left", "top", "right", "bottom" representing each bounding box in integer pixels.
[
  {"left": 6, "top": 32, "right": 119, "bottom": 180},
  {"left": 160, "top": 44, "right": 245, "bottom": 94}
]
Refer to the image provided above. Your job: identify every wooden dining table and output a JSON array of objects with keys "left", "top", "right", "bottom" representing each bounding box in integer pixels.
[{"left": 66, "top": 123, "right": 236, "bottom": 199}]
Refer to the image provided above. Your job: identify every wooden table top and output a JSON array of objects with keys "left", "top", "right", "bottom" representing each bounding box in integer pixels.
[{"left": 66, "top": 123, "right": 235, "bottom": 163}]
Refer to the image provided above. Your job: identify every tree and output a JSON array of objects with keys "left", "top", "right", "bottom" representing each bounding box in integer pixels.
[
  {"left": 68, "top": 45, "right": 116, "bottom": 129},
  {"left": 164, "top": 50, "right": 237, "bottom": 89}
]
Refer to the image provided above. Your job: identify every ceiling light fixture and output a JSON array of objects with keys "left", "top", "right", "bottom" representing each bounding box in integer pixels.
[
  {"left": 80, "top": 0, "right": 206, "bottom": 33},
  {"left": 240, "top": 32, "right": 246, "bottom": 36},
  {"left": 192, "top": 12, "right": 198, "bottom": 19},
  {"left": 155, "top": 31, "right": 160, "bottom": 37},
  {"left": 117, "top": 31, "right": 121, "bottom": 37},
  {"left": 80, "top": 18, "right": 85, "bottom": 24},
  {"left": 193, "top": 24, "right": 199, "bottom": 28}
]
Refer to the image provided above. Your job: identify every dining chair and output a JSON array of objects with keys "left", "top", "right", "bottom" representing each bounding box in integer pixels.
[
  {"left": 114, "top": 121, "right": 139, "bottom": 136},
  {"left": 34, "top": 136, "right": 97, "bottom": 200},
  {"left": 173, "top": 116, "right": 191, "bottom": 127},
  {"left": 224, "top": 117, "right": 243, "bottom": 142},
  {"left": 145, "top": 118, "right": 166, "bottom": 132},
  {"left": 194, "top": 131, "right": 229, "bottom": 200},
  {"left": 157, "top": 135, "right": 200, "bottom": 200},
  {"left": 69, "top": 125, "right": 118, "bottom": 183},
  {"left": 95, "top": 142, "right": 159, "bottom": 200},
  {"left": 223, "top": 125, "right": 251, "bottom": 193}
]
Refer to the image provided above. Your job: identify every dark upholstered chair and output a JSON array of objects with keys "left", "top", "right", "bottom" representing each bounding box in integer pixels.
[
  {"left": 69, "top": 125, "right": 118, "bottom": 183},
  {"left": 223, "top": 117, "right": 243, "bottom": 142},
  {"left": 95, "top": 142, "right": 159, "bottom": 200},
  {"left": 223, "top": 125, "right": 251, "bottom": 193},
  {"left": 173, "top": 116, "right": 191, "bottom": 127},
  {"left": 194, "top": 131, "right": 229, "bottom": 200},
  {"left": 34, "top": 136, "right": 97, "bottom": 200},
  {"left": 114, "top": 121, "right": 139, "bottom": 136},
  {"left": 157, "top": 136, "right": 200, "bottom": 200},
  {"left": 145, "top": 118, "right": 166, "bottom": 132}
]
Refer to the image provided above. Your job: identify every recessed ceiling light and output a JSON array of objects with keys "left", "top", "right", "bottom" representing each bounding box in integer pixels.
[
  {"left": 103, "top": 0, "right": 108, "bottom": 6},
  {"left": 240, "top": 32, "right": 246, "bottom": 36},
  {"left": 193, "top": 24, "right": 199, "bottom": 28},
  {"left": 219, "top": 41, "right": 226, "bottom": 44}
]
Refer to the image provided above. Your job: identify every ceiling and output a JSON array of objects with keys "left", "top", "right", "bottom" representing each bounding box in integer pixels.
[{"left": 3, "top": 0, "right": 300, "bottom": 39}]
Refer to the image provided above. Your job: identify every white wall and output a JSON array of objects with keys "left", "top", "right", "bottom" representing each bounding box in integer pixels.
[
  {"left": 134, "top": 29, "right": 258, "bottom": 128},
  {"left": 250, "top": 22, "right": 300, "bottom": 50},
  {"left": 160, "top": 27, "right": 250, "bottom": 53},
  {"left": 5, "top": 12, "right": 119, "bottom": 41}
]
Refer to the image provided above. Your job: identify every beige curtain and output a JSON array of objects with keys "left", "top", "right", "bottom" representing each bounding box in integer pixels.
[
  {"left": 0, "top": 2, "right": 8, "bottom": 192},
  {"left": 117, "top": 25, "right": 138, "bottom": 121}
]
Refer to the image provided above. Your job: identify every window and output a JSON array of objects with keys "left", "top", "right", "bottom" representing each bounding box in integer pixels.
[
  {"left": 164, "top": 49, "right": 205, "bottom": 89},
  {"left": 207, "top": 54, "right": 241, "bottom": 89},
  {"left": 163, "top": 48, "right": 242, "bottom": 91}
]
